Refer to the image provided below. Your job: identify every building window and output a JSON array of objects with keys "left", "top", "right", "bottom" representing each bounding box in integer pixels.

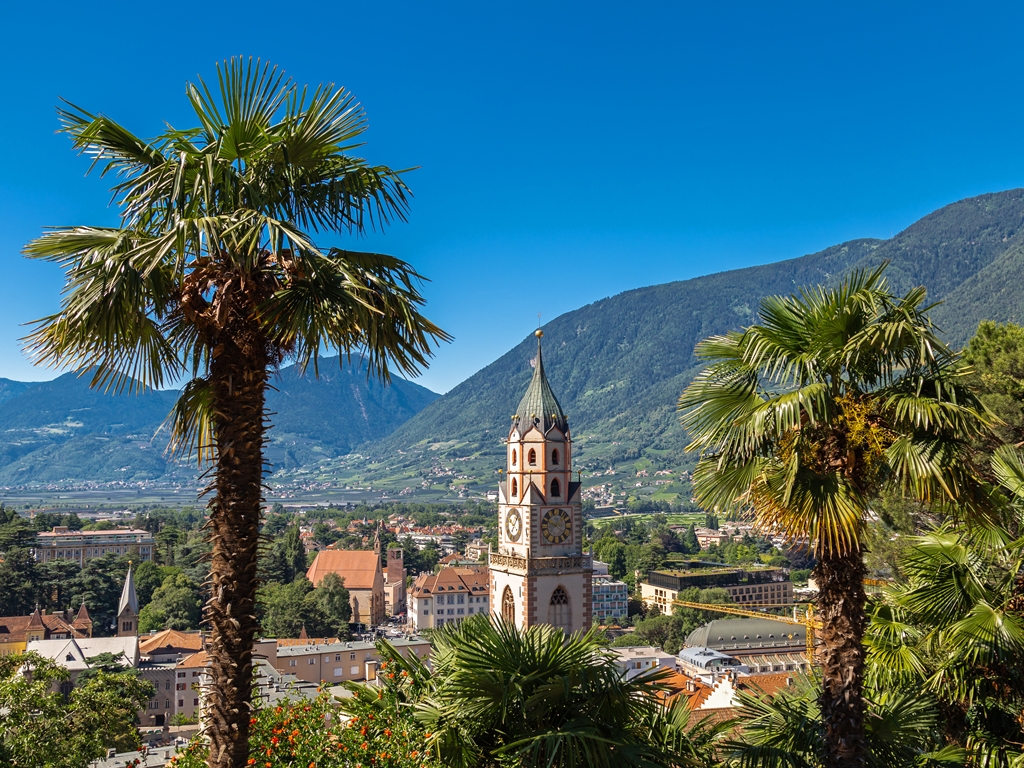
[
  {"left": 335, "top": 654, "right": 341, "bottom": 662},
  {"left": 178, "top": 699, "right": 184, "bottom": 708},
  {"left": 350, "top": 653, "right": 356, "bottom": 661},
  {"left": 501, "top": 586, "right": 515, "bottom": 624},
  {"left": 334, "top": 668, "right": 344, "bottom": 677},
  {"left": 548, "top": 586, "right": 571, "bottom": 635},
  {"left": 308, "top": 658, "right": 315, "bottom": 665},
  {"left": 289, "top": 660, "right": 296, "bottom": 667},
  {"left": 551, "top": 448, "right": 559, "bottom": 466},
  {"left": 528, "top": 448, "right": 537, "bottom": 466},
  {"left": 194, "top": 698, "right": 199, "bottom": 706},
  {"left": 511, "top": 449, "right": 517, "bottom": 466},
  {"left": 550, "top": 478, "right": 560, "bottom": 498},
  {"left": 350, "top": 666, "right": 359, "bottom": 675},
  {"left": 511, "top": 478, "right": 518, "bottom": 497}
]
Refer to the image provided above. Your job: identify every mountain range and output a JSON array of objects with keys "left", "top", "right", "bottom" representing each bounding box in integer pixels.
[
  {"left": 2, "top": 188, "right": 1024, "bottom": 494},
  {"left": 0, "top": 362, "right": 437, "bottom": 484}
]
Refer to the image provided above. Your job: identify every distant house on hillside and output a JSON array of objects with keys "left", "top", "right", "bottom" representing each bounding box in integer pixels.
[{"left": 306, "top": 550, "right": 385, "bottom": 627}]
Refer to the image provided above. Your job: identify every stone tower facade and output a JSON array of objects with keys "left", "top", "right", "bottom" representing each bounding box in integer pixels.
[{"left": 489, "top": 330, "right": 592, "bottom": 634}]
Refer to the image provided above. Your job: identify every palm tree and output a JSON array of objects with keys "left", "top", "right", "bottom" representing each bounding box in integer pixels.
[
  {"left": 361, "top": 615, "right": 715, "bottom": 768},
  {"left": 723, "top": 679, "right": 964, "bottom": 767},
  {"left": 864, "top": 447, "right": 1024, "bottom": 765},
  {"left": 23, "top": 58, "right": 448, "bottom": 768},
  {"left": 678, "top": 265, "right": 991, "bottom": 768}
]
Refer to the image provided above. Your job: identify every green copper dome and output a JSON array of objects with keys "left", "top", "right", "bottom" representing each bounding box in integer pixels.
[{"left": 512, "top": 331, "right": 568, "bottom": 435}]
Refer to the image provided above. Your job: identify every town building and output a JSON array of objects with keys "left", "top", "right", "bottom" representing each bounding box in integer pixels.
[
  {"left": 383, "top": 547, "right": 406, "bottom": 617},
  {"left": 305, "top": 549, "right": 385, "bottom": 627},
  {"left": 639, "top": 566, "right": 793, "bottom": 612},
  {"left": 610, "top": 645, "right": 680, "bottom": 680},
  {"left": 677, "top": 646, "right": 749, "bottom": 680},
  {"left": 34, "top": 526, "right": 155, "bottom": 564},
  {"left": 489, "top": 330, "right": 592, "bottom": 633},
  {"left": 407, "top": 565, "right": 490, "bottom": 631},
  {"left": 591, "top": 560, "right": 629, "bottom": 625},
  {"left": 272, "top": 636, "right": 431, "bottom": 685},
  {"left": 0, "top": 603, "right": 92, "bottom": 655},
  {"left": 684, "top": 618, "right": 809, "bottom": 673},
  {"left": 139, "top": 628, "right": 205, "bottom": 662}
]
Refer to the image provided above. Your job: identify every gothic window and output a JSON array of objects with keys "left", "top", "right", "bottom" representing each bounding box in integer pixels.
[
  {"left": 502, "top": 586, "right": 515, "bottom": 624},
  {"left": 512, "top": 449, "right": 517, "bottom": 466},
  {"left": 548, "top": 586, "right": 571, "bottom": 634},
  {"left": 551, "top": 448, "right": 559, "bottom": 466},
  {"left": 528, "top": 448, "right": 537, "bottom": 466},
  {"left": 550, "top": 478, "right": 560, "bottom": 497},
  {"left": 511, "top": 478, "right": 518, "bottom": 497}
]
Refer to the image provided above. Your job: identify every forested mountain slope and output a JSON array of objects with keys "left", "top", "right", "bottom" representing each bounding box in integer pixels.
[
  {"left": 0, "top": 361, "right": 437, "bottom": 484},
  {"left": 363, "top": 190, "right": 1024, "bottom": 483}
]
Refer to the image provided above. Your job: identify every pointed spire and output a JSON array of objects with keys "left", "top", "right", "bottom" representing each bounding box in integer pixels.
[
  {"left": 298, "top": 625, "right": 308, "bottom": 641},
  {"left": 74, "top": 601, "right": 91, "bottom": 623},
  {"left": 118, "top": 562, "right": 138, "bottom": 617},
  {"left": 512, "top": 330, "right": 568, "bottom": 435},
  {"left": 28, "top": 605, "right": 44, "bottom": 629}
]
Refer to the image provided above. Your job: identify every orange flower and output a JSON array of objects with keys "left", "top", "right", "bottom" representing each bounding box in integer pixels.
[
  {"left": 425, "top": 732, "right": 433, "bottom": 738},
  {"left": 384, "top": 729, "right": 392, "bottom": 737},
  {"left": 410, "top": 751, "right": 419, "bottom": 758},
  {"left": 308, "top": 763, "right": 316, "bottom": 768},
  {"left": 361, "top": 742, "right": 368, "bottom": 750}
]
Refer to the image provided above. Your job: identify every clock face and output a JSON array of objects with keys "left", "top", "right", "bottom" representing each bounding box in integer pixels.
[
  {"left": 506, "top": 509, "right": 522, "bottom": 541},
  {"left": 541, "top": 508, "right": 571, "bottom": 544}
]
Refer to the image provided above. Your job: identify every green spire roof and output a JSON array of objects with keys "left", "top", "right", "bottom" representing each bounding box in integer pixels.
[{"left": 513, "top": 331, "right": 568, "bottom": 435}]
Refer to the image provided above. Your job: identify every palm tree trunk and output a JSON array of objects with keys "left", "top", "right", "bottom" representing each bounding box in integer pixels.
[
  {"left": 815, "top": 547, "right": 867, "bottom": 768},
  {"left": 205, "top": 319, "right": 268, "bottom": 768}
]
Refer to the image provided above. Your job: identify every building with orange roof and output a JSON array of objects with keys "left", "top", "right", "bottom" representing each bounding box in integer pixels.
[
  {"left": 139, "top": 629, "right": 204, "bottom": 662},
  {"left": 408, "top": 565, "right": 490, "bottom": 631},
  {"left": 306, "top": 549, "right": 385, "bottom": 627},
  {"left": 0, "top": 603, "right": 93, "bottom": 656}
]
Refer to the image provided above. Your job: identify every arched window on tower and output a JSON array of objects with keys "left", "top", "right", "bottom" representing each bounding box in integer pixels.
[
  {"left": 548, "top": 586, "right": 571, "bottom": 634},
  {"left": 511, "top": 478, "right": 518, "bottom": 497},
  {"left": 528, "top": 448, "right": 537, "bottom": 466},
  {"left": 550, "top": 478, "right": 560, "bottom": 498},
  {"left": 512, "top": 449, "right": 517, "bottom": 466},
  {"left": 502, "top": 586, "right": 515, "bottom": 624},
  {"left": 551, "top": 448, "right": 559, "bottom": 466}
]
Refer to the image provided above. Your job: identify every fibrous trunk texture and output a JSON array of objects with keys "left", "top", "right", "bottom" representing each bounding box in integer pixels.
[
  {"left": 815, "top": 547, "right": 868, "bottom": 768},
  {"left": 205, "top": 315, "right": 268, "bottom": 768}
]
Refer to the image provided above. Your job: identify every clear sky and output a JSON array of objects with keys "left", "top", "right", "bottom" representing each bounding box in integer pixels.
[{"left": 3, "top": 1, "right": 1023, "bottom": 393}]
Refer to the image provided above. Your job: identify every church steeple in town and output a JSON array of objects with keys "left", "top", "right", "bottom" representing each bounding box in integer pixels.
[
  {"left": 490, "top": 329, "right": 592, "bottom": 634},
  {"left": 117, "top": 563, "right": 139, "bottom": 637}
]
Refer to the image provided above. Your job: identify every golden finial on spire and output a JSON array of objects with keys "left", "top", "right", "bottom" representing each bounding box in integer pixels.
[{"left": 535, "top": 329, "right": 544, "bottom": 338}]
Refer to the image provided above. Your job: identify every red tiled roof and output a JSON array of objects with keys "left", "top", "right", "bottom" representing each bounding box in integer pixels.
[
  {"left": 410, "top": 566, "right": 489, "bottom": 597},
  {"left": 306, "top": 550, "right": 381, "bottom": 589},
  {"left": 139, "top": 629, "right": 204, "bottom": 655}
]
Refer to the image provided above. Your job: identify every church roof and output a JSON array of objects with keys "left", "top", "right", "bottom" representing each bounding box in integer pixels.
[
  {"left": 306, "top": 549, "right": 381, "bottom": 590},
  {"left": 118, "top": 564, "right": 138, "bottom": 617},
  {"left": 512, "top": 331, "right": 568, "bottom": 436}
]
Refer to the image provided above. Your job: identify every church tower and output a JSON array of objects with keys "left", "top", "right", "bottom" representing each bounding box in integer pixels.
[
  {"left": 116, "top": 563, "right": 139, "bottom": 637},
  {"left": 489, "top": 330, "right": 592, "bottom": 633}
]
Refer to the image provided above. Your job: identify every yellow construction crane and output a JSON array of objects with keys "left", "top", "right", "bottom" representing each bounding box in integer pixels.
[{"left": 671, "top": 599, "right": 821, "bottom": 659}]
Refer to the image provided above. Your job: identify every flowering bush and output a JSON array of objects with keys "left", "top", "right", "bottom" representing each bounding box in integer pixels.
[{"left": 170, "top": 682, "right": 438, "bottom": 768}]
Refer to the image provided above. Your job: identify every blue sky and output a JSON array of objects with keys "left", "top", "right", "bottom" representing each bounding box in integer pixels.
[{"left": 2, "top": 1, "right": 1023, "bottom": 393}]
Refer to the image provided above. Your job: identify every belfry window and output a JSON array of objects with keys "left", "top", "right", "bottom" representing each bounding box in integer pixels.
[
  {"left": 550, "top": 478, "right": 560, "bottom": 497},
  {"left": 512, "top": 449, "right": 517, "bottom": 466},
  {"left": 511, "top": 478, "right": 518, "bottom": 497},
  {"left": 548, "top": 586, "right": 571, "bottom": 634},
  {"left": 551, "top": 448, "right": 559, "bottom": 466},
  {"left": 528, "top": 448, "right": 537, "bottom": 466},
  {"left": 502, "top": 586, "right": 515, "bottom": 624}
]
